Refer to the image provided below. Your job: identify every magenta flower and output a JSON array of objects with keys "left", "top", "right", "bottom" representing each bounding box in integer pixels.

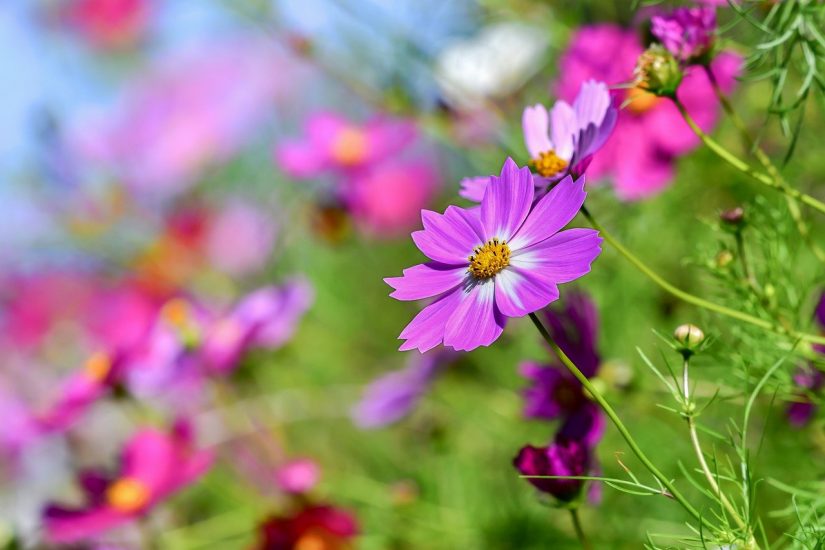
[
  {"left": 255, "top": 503, "right": 359, "bottom": 550},
  {"left": 43, "top": 422, "right": 212, "bottom": 544},
  {"left": 652, "top": 7, "right": 716, "bottom": 63},
  {"left": 61, "top": 0, "right": 152, "bottom": 49},
  {"left": 204, "top": 200, "right": 277, "bottom": 277},
  {"left": 201, "top": 280, "right": 313, "bottom": 374},
  {"left": 557, "top": 24, "right": 741, "bottom": 200},
  {"left": 275, "top": 459, "right": 320, "bottom": 494},
  {"left": 386, "top": 158, "right": 601, "bottom": 352},
  {"left": 343, "top": 161, "right": 441, "bottom": 236},
  {"left": 352, "top": 350, "right": 454, "bottom": 428},
  {"left": 787, "top": 366, "right": 824, "bottom": 428},
  {"left": 276, "top": 112, "right": 417, "bottom": 179},
  {"left": 513, "top": 437, "right": 591, "bottom": 502}
]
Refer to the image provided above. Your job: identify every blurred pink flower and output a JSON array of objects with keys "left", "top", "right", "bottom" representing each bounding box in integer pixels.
[
  {"left": 275, "top": 459, "right": 320, "bottom": 494},
  {"left": 344, "top": 161, "right": 441, "bottom": 237},
  {"left": 74, "top": 39, "right": 303, "bottom": 195},
  {"left": 43, "top": 422, "right": 212, "bottom": 544},
  {"left": 201, "top": 279, "right": 313, "bottom": 374},
  {"left": 61, "top": 0, "right": 152, "bottom": 48},
  {"left": 556, "top": 24, "right": 741, "bottom": 200},
  {"left": 275, "top": 112, "right": 417, "bottom": 179},
  {"left": 204, "top": 201, "right": 277, "bottom": 277}
]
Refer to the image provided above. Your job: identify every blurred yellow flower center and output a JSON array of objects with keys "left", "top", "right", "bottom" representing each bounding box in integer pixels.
[
  {"left": 331, "top": 127, "right": 368, "bottom": 166},
  {"left": 468, "top": 239, "right": 510, "bottom": 279},
  {"left": 106, "top": 477, "right": 150, "bottom": 513},
  {"left": 626, "top": 86, "right": 660, "bottom": 114},
  {"left": 295, "top": 531, "right": 333, "bottom": 550},
  {"left": 162, "top": 298, "right": 192, "bottom": 330},
  {"left": 84, "top": 352, "right": 112, "bottom": 382},
  {"left": 530, "top": 150, "right": 568, "bottom": 178}
]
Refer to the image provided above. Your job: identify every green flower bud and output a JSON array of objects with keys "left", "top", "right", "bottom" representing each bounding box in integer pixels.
[
  {"left": 715, "top": 250, "right": 734, "bottom": 268},
  {"left": 674, "top": 324, "right": 705, "bottom": 353},
  {"left": 634, "top": 44, "right": 683, "bottom": 97}
]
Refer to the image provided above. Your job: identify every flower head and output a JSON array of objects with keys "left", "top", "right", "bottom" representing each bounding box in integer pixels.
[
  {"left": 787, "top": 365, "right": 825, "bottom": 428},
  {"left": 275, "top": 459, "right": 321, "bottom": 494},
  {"left": 43, "top": 422, "right": 212, "bottom": 543},
  {"left": 386, "top": 158, "right": 601, "bottom": 352},
  {"left": 513, "top": 437, "right": 591, "bottom": 502},
  {"left": 254, "top": 504, "right": 359, "bottom": 550},
  {"left": 634, "top": 45, "right": 683, "bottom": 97},
  {"left": 652, "top": 7, "right": 717, "bottom": 63}
]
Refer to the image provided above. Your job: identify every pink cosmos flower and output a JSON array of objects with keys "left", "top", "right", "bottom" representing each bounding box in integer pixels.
[
  {"left": 42, "top": 422, "right": 212, "bottom": 544},
  {"left": 459, "top": 80, "right": 617, "bottom": 202},
  {"left": 557, "top": 24, "right": 741, "bottom": 200},
  {"left": 201, "top": 280, "right": 314, "bottom": 374},
  {"left": 255, "top": 503, "right": 359, "bottom": 550},
  {"left": 343, "top": 161, "right": 441, "bottom": 236},
  {"left": 514, "top": 436, "right": 592, "bottom": 502},
  {"left": 61, "top": 0, "right": 152, "bottom": 49},
  {"left": 73, "top": 39, "right": 299, "bottom": 195},
  {"left": 385, "top": 158, "right": 601, "bottom": 352},
  {"left": 652, "top": 7, "right": 717, "bottom": 63},
  {"left": 204, "top": 200, "right": 277, "bottom": 277},
  {"left": 275, "top": 459, "right": 320, "bottom": 494},
  {"left": 275, "top": 112, "right": 417, "bottom": 179}
]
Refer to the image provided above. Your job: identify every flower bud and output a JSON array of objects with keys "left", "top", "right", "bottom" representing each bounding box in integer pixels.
[
  {"left": 634, "top": 44, "right": 683, "bottom": 97},
  {"left": 720, "top": 207, "right": 745, "bottom": 230},
  {"left": 715, "top": 250, "right": 734, "bottom": 268},
  {"left": 513, "top": 437, "right": 590, "bottom": 502},
  {"left": 674, "top": 324, "right": 705, "bottom": 352}
]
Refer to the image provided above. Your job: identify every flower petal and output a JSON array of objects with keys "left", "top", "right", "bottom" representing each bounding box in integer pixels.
[
  {"left": 511, "top": 228, "right": 602, "bottom": 284},
  {"left": 510, "top": 175, "right": 587, "bottom": 250},
  {"left": 385, "top": 263, "right": 467, "bottom": 301},
  {"left": 522, "top": 104, "right": 552, "bottom": 159},
  {"left": 443, "top": 280, "right": 506, "bottom": 351},
  {"left": 494, "top": 266, "right": 560, "bottom": 318},
  {"left": 549, "top": 100, "right": 576, "bottom": 160},
  {"left": 412, "top": 206, "right": 483, "bottom": 264},
  {"left": 459, "top": 175, "right": 490, "bottom": 202},
  {"left": 398, "top": 289, "right": 463, "bottom": 352},
  {"left": 480, "top": 158, "right": 534, "bottom": 242}
]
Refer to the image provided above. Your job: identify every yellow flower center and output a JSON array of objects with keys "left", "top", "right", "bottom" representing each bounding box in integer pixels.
[
  {"left": 468, "top": 239, "right": 510, "bottom": 279},
  {"left": 626, "top": 86, "right": 661, "bottom": 114},
  {"left": 330, "top": 127, "right": 368, "bottom": 166},
  {"left": 106, "top": 477, "right": 150, "bottom": 513},
  {"left": 529, "top": 150, "right": 569, "bottom": 178},
  {"left": 84, "top": 352, "right": 112, "bottom": 382},
  {"left": 295, "top": 531, "right": 330, "bottom": 550},
  {"left": 161, "top": 298, "right": 191, "bottom": 330}
]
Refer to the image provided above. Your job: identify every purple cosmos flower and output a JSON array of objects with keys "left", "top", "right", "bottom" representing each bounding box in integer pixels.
[
  {"left": 513, "top": 437, "right": 591, "bottom": 502},
  {"left": 652, "top": 7, "right": 716, "bottom": 63},
  {"left": 352, "top": 350, "right": 454, "bottom": 428},
  {"left": 43, "top": 422, "right": 212, "bottom": 544},
  {"left": 787, "top": 366, "right": 825, "bottom": 428},
  {"left": 458, "top": 81, "right": 617, "bottom": 203},
  {"left": 385, "top": 158, "right": 602, "bottom": 352},
  {"left": 816, "top": 292, "right": 825, "bottom": 328}
]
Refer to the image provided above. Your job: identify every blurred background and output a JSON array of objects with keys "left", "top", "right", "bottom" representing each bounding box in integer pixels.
[{"left": 1, "top": 0, "right": 824, "bottom": 548}]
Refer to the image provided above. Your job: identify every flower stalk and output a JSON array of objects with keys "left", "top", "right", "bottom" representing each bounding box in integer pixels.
[{"left": 569, "top": 508, "right": 592, "bottom": 550}]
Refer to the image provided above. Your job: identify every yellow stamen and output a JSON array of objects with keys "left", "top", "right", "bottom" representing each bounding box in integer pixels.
[
  {"left": 468, "top": 239, "right": 511, "bottom": 279},
  {"left": 529, "top": 150, "right": 568, "bottom": 178},
  {"left": 295, "top": 531, "right": 330, "bottom": 550},
  {"left": 106, "top": 477, "right": 150, "bottom": 513},
  {"left": 161, "top": 298, "right": 191, "bottom": 330},
  {"left": 330, "top": 127, "right": 368, "bottom": 166},
  {"left": 84, "top": 352, "right": 112, "bottom": 382},
  {"left": 626, "top": 86, "right": 661, "bottom": 114}
]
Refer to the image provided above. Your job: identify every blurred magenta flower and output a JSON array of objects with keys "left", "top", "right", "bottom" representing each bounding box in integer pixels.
[
  {"left": 352, "top": 350, "right": 454, "bottom": 428},
  {"left": 275, "top": 112, "right": 417, "bottom": 179},
  {"left": 513, "top": 437, "right": 591, "bottom": 502},
  {"left": 255, "top": 504, "right": 359, "bottom": 550},
  {"left": 204, "top": 201, "right": 277, "bottom": 277},
  {"left": 73, "top": 39, "right": 297, "bottom": 195},
  {"left": 652, "top": 6, "right": 716, "bottom": 63},
  {"left": 43, "top": 422, "right": 212, "bottom": 544},
  {"left": 201, "top": 280, "right": 314, "bottom": 374},
  {"left": 787, "top": 366, "right": 824, "bottom": 428},
  {"left": 386, "top": 159, "right": 601, "bottom": 352},
  {"left": 344, "top": 161, "right": 441, "bottom": 236},
  {"left": 60, "top": 0, "right": 152, "bottom": 49},
  {"left": 557, "top": 24, "right": 741, "bottom": 199},
  {"left": 275, "top": 459, "right": 320, "bottom": 494}
]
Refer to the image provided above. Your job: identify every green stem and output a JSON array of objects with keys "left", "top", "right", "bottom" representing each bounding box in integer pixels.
[
  {"left": 528, "top": 313, "right": 713, "bottom": 531},
  {"left": 580, "top": 206, "right": 825, "bottom": 346},
  {"left": 703, "top": 66, "right": 825, "bottom": 263},
  {"left": 671, "top": 99, "right": 825, "bottom": 216},
  {"left": 569, "top": 509, "right": 592, "bottom": 550}
]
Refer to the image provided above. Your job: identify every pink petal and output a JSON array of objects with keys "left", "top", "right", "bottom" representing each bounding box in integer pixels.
[
  {"left": 550, "top": 100, "right": 576, "bottom": 160},
  {"left": 274, "top": 141, "right": 325, "bottom": 179},
  {"left": 412, "top": 206, "right": 483, "bottom": 265},
  {"left": 510, "top": 175, "right": 586, "bottom": 250},
  {"left": 481, "top": 158, "right": 534, "bottom": 242},
  {"left": 522, "top": 104, "right": 552, "bottom": 159},
  {"left": 511, "top": 228, "right": 602, "bottom": 284},
  {"left": 385, "top": 263, "right": 467, "bottom": 301},
  {"left": 398, "top": 289, "right": 463, "bottom": 352},
  {"left": 611, "top": 122, "right": 675, "bottom": 200},
  {"left": 494, "top": 267, "right": 561, "bottom": 318},
  {"left": 443, "top": 281, "right": 506, "bottom": 351},
  {"left": 121, "top": 430, "right": 175, "bottom": 495},
  {"left": 44, "top": 506, "right": 127, "bottom": 544},
  {"left": 459, "top": 175, "right": 490, "bottom": 202}
]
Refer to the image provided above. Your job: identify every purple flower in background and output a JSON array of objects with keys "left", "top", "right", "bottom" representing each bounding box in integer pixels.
[
  {"left": 352, "top": 350, "right": 454, "bottom": 428},
  {"left": 275, "top": 459, "right": 320, "bottom": 494},
  {"left": 816, "top": 292, "right": 825, "bottom": 328},
  {"left": 787, "top": 366, "right": 825, "bottom": 428},
  {"left": 385, "top": 158, "right": 601, "bottom": 352},
  {"left": 204, "top": 200, "right": 277, "bottom": 278},
  {"left": 652, "top": 7, "right": 716, "bottom": 63},
  {"left": 513, "top": 437, "right": 591, "bottom": 501},
  {"left": 201, "top": 280, "right": 314, "bottom": 374},
  {"left": 523, "top": 80, "right": 617, "bottom": 182},
  {"left": 276, "top": 112, "right": 417, "bottom": 178}
]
